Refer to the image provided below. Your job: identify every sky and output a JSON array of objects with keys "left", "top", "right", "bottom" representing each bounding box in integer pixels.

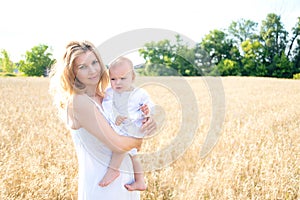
[{"left": 0, "top": 0, "right": 299, "bottom": 65}]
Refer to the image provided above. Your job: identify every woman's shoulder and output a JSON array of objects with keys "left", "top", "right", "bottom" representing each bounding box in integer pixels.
[
  {"left": 72, "top": 94, "right": 93, "bottom": 108},
  {"left": 67, "top": 95, "right": 89, "bottom": 130},
  {"left": 72, "top": 93, "right": 88, "bottom": 102},
  {"left": 73, "top": 93, "right": 103, "bottom": 112}
]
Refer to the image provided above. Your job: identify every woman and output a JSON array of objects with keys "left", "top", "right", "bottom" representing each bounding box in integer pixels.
[{"left": 49, "top": 40, "right": 156, "bottom": 199}]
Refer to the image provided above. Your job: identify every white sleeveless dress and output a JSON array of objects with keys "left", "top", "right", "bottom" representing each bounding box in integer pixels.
[{"left": 70, "top": 97, "right": 140, "bottom": 200}]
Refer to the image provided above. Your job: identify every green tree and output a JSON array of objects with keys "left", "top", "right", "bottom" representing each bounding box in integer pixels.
[
  {"left": 228, "top": 19, "right": 258, "bottom": 45},
  {"left": 172, "top": 35, "right": 198, "bottom": 76},
  {"left": 227, "top": 18, "right": 258, "bottom": 68},
  {"left": 139, "top": 35, "right": 198, "bottom": 76},
  {"left": 272, "top": 53, "right": 293, "bottom": 78},
  {"left": 241, "top": 39, "right": 267, "bottom": 76},
  {"left": 18, "top": 44, "right": 55, "bottom": 76},
  {"left": 289, "top": 17, "right": 300, "bottom": 75},
  {"left": 260, "top": 13, "right": 288, "bottom": 76},
  {"left": 194, "top": 44, "right": 213, "bottom": 75},
  {"left": 287, "top": 17, "right": 300, "bottom": 58},
  {"left": 214, "top": 59, "right": 241, "bottom": 76},
  {"left": 1, "top": 49, "right": 15, "bottom": 73},
  {"left": 292, "top": 39, "right": 300, "bottom": 75},
  {"left": 200, "top": 29, "right": 234, "bottom": 65},
  {"left": 139, "top": 39, "right": 177, "bottom": 76}
]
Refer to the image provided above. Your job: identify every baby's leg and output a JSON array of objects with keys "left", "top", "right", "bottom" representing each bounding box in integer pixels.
[
  {"left": 125, "top": 155, "right": 147, "bottom": 191},
  {"left": 99, "top": 152, "right": 125, "bottom": 187}
]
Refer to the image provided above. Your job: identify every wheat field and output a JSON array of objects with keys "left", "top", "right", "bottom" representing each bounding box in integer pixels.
[{"left": 0, "top": 76, "right": 299, "bottom": 200}]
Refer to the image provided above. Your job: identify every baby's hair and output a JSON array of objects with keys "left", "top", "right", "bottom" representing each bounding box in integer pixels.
[
  {"left": 110, "top": 56, "right": 133, "bottom": 70},
  {"left": 109, "top": 56, "right": 135, "bottom": 77}
]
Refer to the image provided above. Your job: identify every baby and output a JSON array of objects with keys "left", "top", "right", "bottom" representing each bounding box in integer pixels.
[{"left": 100, "top": 56, "right": 154, "bottom": 191}]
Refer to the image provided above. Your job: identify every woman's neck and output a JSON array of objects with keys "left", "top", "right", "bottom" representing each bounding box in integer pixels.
[
  {"left": 85, "top": 92, "right": 103, "bottom": 105},
  {"left": 85, "top": 86, "right": 97, "bottom": 97}
]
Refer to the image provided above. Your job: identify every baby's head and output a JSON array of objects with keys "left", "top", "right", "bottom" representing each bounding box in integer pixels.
[{"left": 109, "top": 56, "right": 136, "bottom": 93}]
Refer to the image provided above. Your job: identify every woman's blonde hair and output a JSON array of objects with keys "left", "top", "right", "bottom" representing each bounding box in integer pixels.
[{"left": 49, "top": 40, "right": 109, "bottom": 112}]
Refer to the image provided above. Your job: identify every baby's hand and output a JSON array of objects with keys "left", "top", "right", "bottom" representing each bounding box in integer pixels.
[
  {"left": 115, "top": 116, "right": 127, "bottom": 126},
  {"left": 140, "top": 104, "right": 150, "bottom": 117}
]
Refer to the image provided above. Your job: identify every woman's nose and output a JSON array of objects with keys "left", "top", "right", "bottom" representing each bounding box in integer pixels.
[{"left": 88, "top": 65, "right": 96, "bottom": 73}]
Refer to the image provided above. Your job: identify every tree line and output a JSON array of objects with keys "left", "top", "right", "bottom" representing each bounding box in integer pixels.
[
  {"left": 139, "top": 13, "right": 300, "bottom": 79},
  {"left": 0, "top": 44, "right": 55, "bottom": 77},
  {"left": 0, "top": 13, "right": 299, "bottom": 78}
]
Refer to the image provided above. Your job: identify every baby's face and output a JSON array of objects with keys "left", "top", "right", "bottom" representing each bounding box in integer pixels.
[{"left": 109, "top": 63, "right": 134, "bottom": 93}]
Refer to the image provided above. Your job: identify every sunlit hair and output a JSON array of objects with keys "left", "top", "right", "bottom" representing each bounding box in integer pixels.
[
  {"left": 49, "top": 40, "right": 109, "bottom": 115},
  {"left": 109, "top": 56, "right": 136, "bottom": 79}
]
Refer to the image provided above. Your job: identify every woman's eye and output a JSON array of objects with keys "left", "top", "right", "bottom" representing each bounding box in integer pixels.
[
  {"left": 78, "top": 65, "right": 87, "bottom": 69},
  {"left": 121, "top": 77, "right": 126, "bottom": 80},
  {"left": 92, "top": 60, "right": 98, "bottom": 65}
]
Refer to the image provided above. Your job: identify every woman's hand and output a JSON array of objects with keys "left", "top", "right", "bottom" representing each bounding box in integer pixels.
[
  {"left": 140, "top": 104, "right": 150, "bottom": 117},
  {"left": 140, "top": 116, "right": 157, "bottom": 137}
]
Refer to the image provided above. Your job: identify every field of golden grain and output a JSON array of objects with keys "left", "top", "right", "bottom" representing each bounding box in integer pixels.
[{"left": 0, "top": 76, "right": 299, "bottom": 200}]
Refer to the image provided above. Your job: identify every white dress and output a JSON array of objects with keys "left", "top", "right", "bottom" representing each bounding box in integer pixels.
[{"left": 70, "top": 97, "right": 140, "bottom": 200}]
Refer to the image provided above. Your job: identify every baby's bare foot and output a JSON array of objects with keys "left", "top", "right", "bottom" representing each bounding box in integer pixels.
[
  {"left": 99, "top": 168, "right": 120, "bottom": 187},
  {"left": 125, "top": 181, "right": 147, "bottom": 191}
]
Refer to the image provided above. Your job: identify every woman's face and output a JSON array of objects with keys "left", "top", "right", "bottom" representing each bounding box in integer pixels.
[{"left": 74, "top": 51, "right": 101, "bottom": 87}]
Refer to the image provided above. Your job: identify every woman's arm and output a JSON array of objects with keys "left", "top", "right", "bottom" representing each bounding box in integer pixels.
[{"left": 73, "top": 94, "right": 142, "bottom": 153}]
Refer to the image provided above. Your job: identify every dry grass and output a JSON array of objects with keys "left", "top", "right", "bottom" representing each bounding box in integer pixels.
[{"left": 0, "top": 76, "right": 299, "bottom": 200}]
